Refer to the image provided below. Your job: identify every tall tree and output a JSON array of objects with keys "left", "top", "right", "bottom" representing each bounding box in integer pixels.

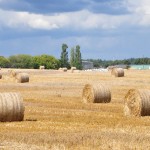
[
  {"left": 75, "top": 45, "right": 82, "bottom": 70},
  {"left": 70, "top": 47, "right": 75, "bottom": 67},
  {"left": 60, "top": 43, "right": 69, "bottom": 68}
]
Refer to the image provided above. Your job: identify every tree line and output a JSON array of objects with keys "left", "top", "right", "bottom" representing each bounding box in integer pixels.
[
  {"left": 87, "top": 57, "right": 150, "bottom": 68},
  {"left": 0, "top": 44, "right": 149, "bottom": 69},
  {"left": 0, "top": 54, "right": 60, "bottom": 69},
  {"left": 0, "top": 43, "right": 83, "bottom": 69}
]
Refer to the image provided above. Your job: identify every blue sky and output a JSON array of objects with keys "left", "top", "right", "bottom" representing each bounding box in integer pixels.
[{"left": 0, "top": 0, "right": 150, "bottom": 59}]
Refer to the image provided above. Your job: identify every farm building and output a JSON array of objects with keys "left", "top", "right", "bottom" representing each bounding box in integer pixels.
[
  {"left": 82, "top": 61, "right": 94, "bottom": 70},
  {"left": 130, "top": 65, "right": 150, "bottom": 70}
]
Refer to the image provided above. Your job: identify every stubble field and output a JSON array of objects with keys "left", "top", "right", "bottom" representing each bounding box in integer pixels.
[{"left": 0, "top": 69, "right": 150, "bottom": 150}]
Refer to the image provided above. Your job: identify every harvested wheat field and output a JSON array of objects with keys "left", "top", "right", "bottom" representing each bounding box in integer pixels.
[{"left": 0, "top": 68, "right": 150, "bottom": 150}]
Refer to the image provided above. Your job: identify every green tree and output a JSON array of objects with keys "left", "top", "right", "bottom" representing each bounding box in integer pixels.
[
  {"left": 70, "top": 47, "right": 75, "bottom": 67},
  {"left": 33, "top": 54, "right": 60, "bottom": 69},
  {"left": 75, "top": 45, "right": 82, "bottom": 70},
  {"left": 60, "top": 43, "right": 69, "bottom": 68},
  {"left": 9, "top": 54, "right": 33, "bottom": 68},
  {"left": 0, "top": 56, "right": 10, "bottom": 68}
]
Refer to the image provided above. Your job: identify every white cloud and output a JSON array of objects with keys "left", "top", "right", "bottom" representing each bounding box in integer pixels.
[
  {"left": 0, "top": 6, "right": 150, "bottom": 31},
  {"left": 0, "top": 9, "right": 132, "bottom": 30},
  {"left": 125, "top": 0, "right": 150, "bottom": 14},
  {"left": 0, "top": 10, "right": 62, "bottom": 30},
  {"left": 124, "top": 0, "right": 150, "bottom": 26}
]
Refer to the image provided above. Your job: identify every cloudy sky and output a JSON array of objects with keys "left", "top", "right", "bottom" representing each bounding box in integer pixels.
[{"left": 0, "top": 0, "right": 150, "bottom": 59}]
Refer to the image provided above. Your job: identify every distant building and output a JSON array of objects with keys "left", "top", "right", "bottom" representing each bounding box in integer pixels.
[
  {"left": 82, "top": 61, "right": 94, "bottom": 70},
  {"left": 130, "top": 65, "right": 150, "bottom": 70}
]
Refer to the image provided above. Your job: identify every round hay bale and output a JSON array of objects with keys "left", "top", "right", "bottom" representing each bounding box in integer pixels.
[
  {"left": 71, "top": 67, "right": 76, "bottom": 70},
  {"left": 124, "top": 89, "right": 150, "bottom": 117},
  {"left": 0, "top": 92, "right": 24, "bottom": 122},
  {"left": 58, "top": 68, "right": 63, "bottom": 72},
  {"left": 82, "top": 84, "right": 111, "bottom": 103},
  {"left": 8, "top": 70, "right": 17, "bottom": 78},
  {"left": 39, "top": 66, "right": 45, "bottom": 70},
  {"left": 111, "top": 68, "right": 124, "bottom": 77},
  {"left": 15, "top": 73, "right": 29, "bottom": 83},
  {"left": 62, "top": 68, "right": 67, "bottom": 72},
  {"left": 58, "top": 68, "right": 63, "bottom": 70}
]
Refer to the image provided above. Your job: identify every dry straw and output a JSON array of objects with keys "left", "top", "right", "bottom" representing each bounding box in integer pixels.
[
  {"left": 82, "top": 84, "right": 111, "bottom": 103},
  {"left": 69, "top": 67, "right": 77, "bottom": 73},
  {"left": 71, "top": 67, "right": 76, "bottom": 70},
  {"left": 73, "top": 70, "right": 80, "bottom": 73},
  {"left": 124, "top": 89, "right": 150, "bottom": 117},
  {"left": 69, "top": 69, "right": 80, "bottom": 73},
  {"left": 8, "top": 70, "right": 17, "bottom": 78},
  {"left": 0, "top": 92, "right": 24, "bottom": 122},
  {"left": 2, "top": 70, "right": 16, "bottom": 81},
  {"left": 62, "top": 68, "right": 67, "bottom": 72},
  {"left": 111, "top": 68, "right": 124, "bottom": 77},
  {"left": 39, "top": 66, "right": 45, "bottom": 70},
  {"left": 15, "top": 73, "right": 29, "bottom": 83},
  {"left": 58, "top": 68, "right": 67, "bottom": 72}
]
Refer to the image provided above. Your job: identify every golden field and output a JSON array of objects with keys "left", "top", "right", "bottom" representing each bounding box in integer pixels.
[{"left": 0, "top": 69, "right": 150, "bottom": 150}]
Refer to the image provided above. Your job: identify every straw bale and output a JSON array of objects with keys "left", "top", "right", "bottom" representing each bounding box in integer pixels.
[
  {"left": 8, "top": 70, "right": 17, "bottom": 78},
  {"left": 39, "top": 66, "right": 45, "bottom": 70},
  {"left": 62, "top": 68, "right": 67, "bottom": 72},
  {"left": 82, "top": 84, "right": 111, "bottom": 103},
  {"left": 111, "top": 68, "right": 124, "bottom": 77},
  {"left": 0, "top": 92, "right": 24, "bottom": 122},
  {"left": 124, "top": 89, "right": 150, "bottom": 117},
  {"left": 71, "top": 67, "right": 76, "bottom": 70},
  {"left": 58, "top": 68, "right": 64, "bottom": 72},
  {"left": 58, "top": 68, "right": 63, "bottom": 70},
  {"left": 15, "top": 73, "right": 29, "bottom": 83}
]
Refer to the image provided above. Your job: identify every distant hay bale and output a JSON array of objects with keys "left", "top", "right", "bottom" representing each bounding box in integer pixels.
[
  {"left": 62, "top": 68, "right": 67, "bottom": 72},
  {"left": 111, "top": 68, "right": 124, "bottom": 77},
  {"left": 0, "top": 92, "right": 24, "bottom": 122},
  {"left": 39, "top": 66, "right": 45, "bottom": 70},
  {"left": 15, "top": 73, "right": 29, "bottom": 83},
  {"left": 58, "top": 68, "right": 63, "bottom": 70},
  {"left": 124, "top": 89, "right": 150, "bottom": 117},
  {"left": 107, "top": 66, "right": 116, "bottom": 71},
  {"left": 8, "top": 70, "right": 17, "bottom": 78},
  {"left": 71, "top": 67, "right": 76, "bottom": 70},
  {"left": 58, "top": 67, "right": 67, "bottom": 72},
  {"left": 82, "top": 84, "right": 111, "bottom": 103}
]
